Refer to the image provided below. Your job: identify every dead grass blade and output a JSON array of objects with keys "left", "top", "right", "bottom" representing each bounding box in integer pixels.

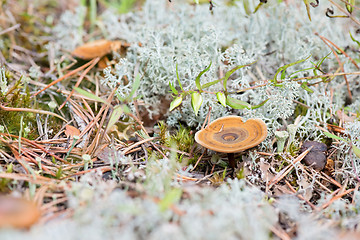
[
  {"left": 33, "top": 58, "right": 97, "bottom": 97},
  {"left": 58, "top": 57, "right": 100, "bottom": 110},
  {"left": 327, "top": 0, "right": 360, "bottom": 25},
  {"left": 269, "top": 225, "right": 291, "bottom": 240},
  {"left": 0, "top": 132, "right": 70, "bottom": 163},
  {"left": 33, "top": 185, "right": 49, "bottom": 207},
  {"left": 0, "top": 172, "right": 59, "bottom": 186},
  {"left": 268, "top": 147, "right": 313, "bottom": 187},
  {"left": 320, "top": 188, "right": 355, "bottom": 209},
  {"left": 121, "top": 137, "right": 157, "bottom": 155},
  {"left": 315, "top": 33, "right": 352, "bottom": 99},
  {"left": 0, "top": 104, "right": 67, "bottom": 122},
  {"left": 285, "top": 180, "right": 316, "bottom": 210},
  {"left": 191, "top": 150, "right": 205, "bottom": 172}
]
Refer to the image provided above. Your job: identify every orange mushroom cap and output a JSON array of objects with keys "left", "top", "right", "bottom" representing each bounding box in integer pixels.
[
  {"left": 195, "top": 116, "right": 267, "bottom": 153},
  {"left": 0, "top": 196, "right": 41, "bottom": 229}
]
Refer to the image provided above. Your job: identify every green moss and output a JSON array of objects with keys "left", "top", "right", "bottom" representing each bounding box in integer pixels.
[
  {"left": 236, "top": 167, "right": 245, "bottom": 179},
  {"left": 287, "top": 142, "right": 300, "bottom": 156},
  {"left": 293, "top": 98, "right": 309, "bottom": 117},
  {"left": 0, "top": 163, "right": 13, "bottom": 192},
  {"left": 157, "top": 122, "right": 194, "bottom": 152},
  {"left": 0, "top": 69, "right": 62, "bottom": 142},
  {"left": 0, "top": 75, "right": 37, "bottom": 138},
  {"left": 155, "top": 121, "right": 201, "bottom": 165},
  {"left": 167, "top": 125, "right": 194, "bottom": 153},
  {"left": 157, "top": 121, "right": 168, "bottom": 145}
]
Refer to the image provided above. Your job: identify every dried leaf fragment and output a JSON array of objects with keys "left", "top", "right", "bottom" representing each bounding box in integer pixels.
[
  {"left": 336, "top": 109, "right": 355, "bottom": 123},
  {"left": 65, "top": 125, "right": 80, "bottom": 138},
  {"left": 324, "top": 158, "right": 335, "bottom": 176}
]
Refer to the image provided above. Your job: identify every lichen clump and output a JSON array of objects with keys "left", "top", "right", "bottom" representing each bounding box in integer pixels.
[{"left": 97, "top": 0, "right": 357, "bottom": 137}]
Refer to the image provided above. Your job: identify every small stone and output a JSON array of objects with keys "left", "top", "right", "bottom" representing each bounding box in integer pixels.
[
  {"left": 300, "top": 141, "right": 328, "bottom": 171},
  {"left": 302, "top": 151, "right": 327, "bottom": 171},
  {"left": 301, "top": 141, "right": 327, "bottom": 152}
]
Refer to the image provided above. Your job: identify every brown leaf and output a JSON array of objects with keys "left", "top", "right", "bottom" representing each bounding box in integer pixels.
[
  {"left": 97, "top": 56, "right": 110, "bottom": 69},
  {"left": 65, "top": 125, "right": 80, "bottom": 138},
  {"left": 72, "top": 40, "right": 123, "bottom": 59},
  {"left": 324, "top": 158, "right": 335, "bottom": 176},
  {"left": 259, "top": 159, "right": 275, "bottom": 182},
  {"left": 95, "top": 146, "right": 117, "bottom": 163},
  {"left": 297, "top": 177, "right": 313, "bottom": 201}
]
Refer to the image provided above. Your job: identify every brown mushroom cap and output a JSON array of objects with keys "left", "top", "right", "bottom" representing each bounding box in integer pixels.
[{"left": 195, "top": 116, "right": 267, "bottom": 153}]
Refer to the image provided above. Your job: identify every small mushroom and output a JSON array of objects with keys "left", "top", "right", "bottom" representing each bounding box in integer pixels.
[
  {"left": 195, "top": 116, "right": 267, "bottom": 169},
  {"left": 300, "top": 141, "right": 327, "bottom": 171},
  {"left": 0, "top": 196, "right": 41, "bottom": 229}
]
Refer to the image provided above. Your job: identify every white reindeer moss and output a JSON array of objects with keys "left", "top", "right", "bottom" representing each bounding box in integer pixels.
[{"left": 97, "top": 0, "right": 357, "bottom": 135}]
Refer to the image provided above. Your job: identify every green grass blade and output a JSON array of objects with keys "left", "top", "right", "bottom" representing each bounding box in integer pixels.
[
  {"left": 105, "top": 105, "right": 123, "bottom": 133},
  {"left": 350, "top": 31, "right": 360, "bottom": 47},
  {"left": 323, "top": 131, "right": 347, "bottom": 142},
  {"left": 159, "top": 188, "right": 182, "bottom": 212},
  {"left": 129, "top": 74, "right": 141, "bottom": 99},
  {"left": 201, "top": 78, "right": 222, "bottom": 89},
  {"left": 223, "top": 62, "right": 256, "bottom": 91},
  {"left": 250, "top": 98, "right": 269, "bottom": 109},
  {"left": 74, "top": 87, "right": 109, "bottom": 105},
  {"left": 176, "top": 64, "right": 184, "bottom": 91},
  {"left": 169, "top": 81, "right": 178, "bottom": 95},
  {"left": 300, "top": 82, "right": 314, "bottom": 93},
  {"left": 226, "top": 97, "right": 251, "bottom": 109},
  {"left": 195, "top": 62, "right": 212, "bottom": 92},
  {"left": 273, "top": 55, "right": 311, "bottom": 85}
]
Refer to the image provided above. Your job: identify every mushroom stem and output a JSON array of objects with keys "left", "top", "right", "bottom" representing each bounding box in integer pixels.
[{"left": 227, "top": 153, "right": 236, "bottom": 169}]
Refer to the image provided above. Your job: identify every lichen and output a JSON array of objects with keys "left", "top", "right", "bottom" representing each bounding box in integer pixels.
[{"left": 98, "top": 0, "right": 357, "bottom": 137}]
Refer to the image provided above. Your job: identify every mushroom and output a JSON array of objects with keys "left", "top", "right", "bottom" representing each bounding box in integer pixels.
[
  {"left": 0, "top": 196, "right": 41, "bottom": 229},
  {"left": 195, "top": 116, "right": 267, "bottom": 169}
]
